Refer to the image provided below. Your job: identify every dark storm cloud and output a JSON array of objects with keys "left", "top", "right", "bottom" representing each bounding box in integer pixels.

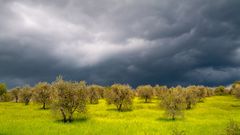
[{"left": 0, "top": 0, "right": 240, "bottom": 88}]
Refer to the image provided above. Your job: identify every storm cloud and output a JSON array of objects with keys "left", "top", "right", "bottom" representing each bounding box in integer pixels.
[{"left": 0, "top": 0, "right": 240, "bottom": 88}]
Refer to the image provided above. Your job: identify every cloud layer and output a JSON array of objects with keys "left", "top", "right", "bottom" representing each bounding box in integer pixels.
[{"left": 0, "top": 0, "right": 240, "bottom": 88}]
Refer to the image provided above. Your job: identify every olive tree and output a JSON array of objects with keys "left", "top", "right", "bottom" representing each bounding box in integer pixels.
[
  {"left": 33, "top": 82, "right": 53, "bottom": 109},
  {"left": 0, "top": 83, "right": 7, "bottom": 96},
  {"left": 52, "top": 77, "right": 88, "bottom": 122},
  {"left": 104, "top": 86, "right": 112, "bottom": 103},
  {"left": 136, "top": 85, "right": 154, "bottom": 103},
  {"left": 233, "top": 88, "right": 240, "bottom": 99},
  {"left": 1, "top": 92, "right": 12, "bottom": 102},
  {"left": 193, "top": 86, "right": 207, "bottom": 102},
  {"left": 20, "top": 86, "right": 33, "bottom": 105},
  {"left": 232, "top": 81, "right": 240, "bottom": 98},
  {"left": 214, "top": 86, "right": 226, "bottom": 96},
  {"left": 11, "top": 87, "right": 21, "bottom": 103},
  {"left": 154, "top": 85, "right": 168, "bottom": 99},
  {"left": 87, "top": 85, "right": 102, "bottom": 104},
  {"left": 205, "top": 87, "right": 215, "bottom": 97},
  {"left": 160, "top": 87, "right": 186, "bottom": 120},
  {"left": 184, "top": 87, "right": 197, "bottom": 109},
  {"left": 96, "top": 85, "right": 105, "bottom": 98},
  {"left": 105, "top": 84, "right": 134, "bottom": 111}
]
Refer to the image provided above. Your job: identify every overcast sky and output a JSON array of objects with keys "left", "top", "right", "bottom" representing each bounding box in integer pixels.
[{"left": 0, "top": 0, "right": 240, "bottom": 88}]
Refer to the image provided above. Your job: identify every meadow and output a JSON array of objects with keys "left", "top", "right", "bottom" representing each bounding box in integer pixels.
[{"left": 0, "top": 96, "right": 240, "bottom": 135}]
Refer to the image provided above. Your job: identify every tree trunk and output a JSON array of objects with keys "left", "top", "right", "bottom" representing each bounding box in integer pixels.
[
  {"left": 118, "top": 103, "right": 122, "bottom": 111},
  {"left": 172, "top": 114, "right": 175, "bottom": 120},
  {"left": 69, "top": 114, "right": 73, "bottom": 122},
  {"left": 60, "top": 109, "right": 67, "bottom": 123},
  {"left": 42, "top": 102, "right": 46, "bottom": 109},
  {"left": 25, "top": 99, "right": 29, "bottom": 105},
  {"left": 145, "top": 97, "right": 148, "bottom": 103},
  {"left": 186, "top": 102, "right": 191, "bottom": 109},
  {"left": 90, "top": 97, "right": 93, "bottom": 104}
]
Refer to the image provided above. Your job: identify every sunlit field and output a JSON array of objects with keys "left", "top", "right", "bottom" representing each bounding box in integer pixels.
[{"left": 0, "top": 96, "right": 240, "bottom": 135}]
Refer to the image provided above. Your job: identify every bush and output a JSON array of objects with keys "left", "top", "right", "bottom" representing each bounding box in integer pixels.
[
  {"left": 171, "top": 126, "right": 186, "bottom": 135},
  {"left": 20, "top": 86, "right": 33, "bottom": 105},
  {"left": 33, "top": 82, "right": 53, "bottom": 109},
  {"left": 105, "top": 84, "right": 134, "bottom": 111},
  {"left": 136, "top": 85, "right": 154, "bottom": 103},
  {"left": 52, "top": 76, "right": 88, "bottom": 122},
  {"left": 225, "top": 119, "right": 240, "bottom": 135},
  {"left": 160, "top": 87, "right": 186, "bottom": 120}
]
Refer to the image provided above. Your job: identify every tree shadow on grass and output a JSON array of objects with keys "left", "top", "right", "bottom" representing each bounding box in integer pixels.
[
  {"left": 106, "top": 108, "right": 133, "bottom": 112},
  {"left": 156, "top": 117, "right": 181, "bottom": 122},
  {"left": 137, "top": 101, "right": 155, "bottom": 104},
  {"left": 54, "top": 117, "right": 88, "bottom": 124},
  {"left": 36, "top": 108, "right": 50, "bottom": 111},
  {"left": 231, "top": 104, "right": 240, "bottom": 108},
  {"left": 72, "top": 117, "right": 88, "bottom": 123}
]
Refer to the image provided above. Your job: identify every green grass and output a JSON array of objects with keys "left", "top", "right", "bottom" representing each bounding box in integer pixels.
[{"left": 0, "top": 96, "right": 240, "bottom": 135}]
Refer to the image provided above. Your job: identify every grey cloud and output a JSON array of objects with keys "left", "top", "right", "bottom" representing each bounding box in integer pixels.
[{"left": 0, "top": 0, "right": 240, "bottom": 88}]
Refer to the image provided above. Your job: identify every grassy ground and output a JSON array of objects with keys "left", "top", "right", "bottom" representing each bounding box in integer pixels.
[{"left": 0, "top": 96, "right": 240, "bottom": 135}]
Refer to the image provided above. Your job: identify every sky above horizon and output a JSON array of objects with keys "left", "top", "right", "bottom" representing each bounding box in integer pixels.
[{"left": 0, "top": 0, "right": 240, "bottom": 88}]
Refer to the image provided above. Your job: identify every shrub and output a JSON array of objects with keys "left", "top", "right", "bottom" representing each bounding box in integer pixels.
[
  {"left": 171, "top": 126, "right": 186, "bottom": 135},
  {"left": 33, "top": 82, "right": 53, "bottom": 109},
  {"left": 225, "top": 119, "right": 240, "bottom": 135},
  {"left": 160, "top": 87, "right": 186, "bottom": 120},
  {"left": 52, "top": 76, "right": 88, "bottom": 122},
  {"left": 106, "top": 84, "right": 134, "bottom": 111},
  {"left": 136, "top": 85, "right": 154, "bottom": 103}
]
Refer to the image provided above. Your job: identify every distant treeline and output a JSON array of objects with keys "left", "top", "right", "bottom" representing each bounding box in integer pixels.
[{"left": 0, "top": 76, "right": 240, "bottom": 123}]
